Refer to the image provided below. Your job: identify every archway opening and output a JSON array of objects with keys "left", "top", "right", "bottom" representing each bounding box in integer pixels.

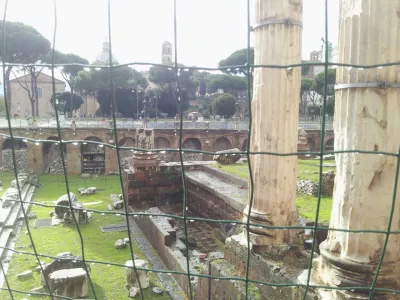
[
  {"left": 182, "top": 138, "right": 201, "bottom": 150},
  {"left": 214, "top": 137, "right": 232, "bottom": 152},
  {"left": 154, "top": 137, "right": 171, "bottom": 149},
  {"left": 81, "top": 136, "right": 105, "bottom": 174},
  {"left": 118, "top": 137, "right": 136, "bottom": 157},
  {"left": 325, "top": 138, "right": 334, "bottom": 151},
  {"left": 43, "top": 136, "right": 66, "bottom": 174},
  {"left": 307, "top": 138, "right": 316, "bottom": 152},
  {"left": 242, "top": 139, "right": 248, "bottom": 152},
  {"left": 2, "top": 139, "right": 27, "bottom": 150},
  {"left": 182, "top": 138, "right": 202, "bottom": 161}
]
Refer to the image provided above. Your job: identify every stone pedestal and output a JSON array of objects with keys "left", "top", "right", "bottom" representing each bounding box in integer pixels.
[
  {"left": 243, "top": 0, "right": 303, "bottom": 250},
  {"left": 48, "top": 268, "right": 88, "bottom": 299},
  {"left": 313, "top": 0, "right": 400, "bottom": 297}
]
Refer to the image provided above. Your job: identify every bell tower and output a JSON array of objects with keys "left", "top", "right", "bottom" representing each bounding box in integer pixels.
[{"left": 161, "top": 41, "right": 172, "bottom": 65}]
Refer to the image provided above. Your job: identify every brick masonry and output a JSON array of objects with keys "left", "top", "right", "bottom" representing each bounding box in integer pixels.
[{"left": 0, "top": 128, "right": 333, "bottom": 175}]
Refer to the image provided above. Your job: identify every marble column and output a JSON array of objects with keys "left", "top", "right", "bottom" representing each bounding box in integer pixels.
[
  {"left": 315, "top": 0, "right": 400, "bottom": 294},
  {"left": 243, "top": 0, "right": 303, "bottom": 249}
]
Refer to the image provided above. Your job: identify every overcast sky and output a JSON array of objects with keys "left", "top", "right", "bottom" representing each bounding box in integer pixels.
[{"left": 0, "top": 0, "right": 339, "bottom": 74}]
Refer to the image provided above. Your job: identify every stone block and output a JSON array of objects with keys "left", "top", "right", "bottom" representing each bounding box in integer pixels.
[
  {"left": 125, "top": 259, "right": 149, "bottom": 289},
  {"left": 16, "top": 270, "right": 33, "bottom": 279},
  {"left": 48, "top": 268, "right": 88, "bottom": 298}
]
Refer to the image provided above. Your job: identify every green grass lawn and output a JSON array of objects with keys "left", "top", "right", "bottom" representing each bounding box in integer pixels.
[
  {"left": 2, "top": 175, "right": 170, "bottom": 300},
  {"left": 0, "top": 171, "right": 17, "bottom": 196},
  {"left": 210, "top": 159, "right": 336, "bottom": 224}
]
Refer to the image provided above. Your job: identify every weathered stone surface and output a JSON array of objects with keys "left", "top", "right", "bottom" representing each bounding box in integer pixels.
[
  {"left": 152, "top": 287, "right": 163, "bottom": 295},
  {"left": 40, "top": 252, "right": 88, "bottom": 285},
  {"left": 48, "top": 268, "right": 88, "bottom": 298},
  {"left": 313, "top": 1, "right": 400, "bottom": 296},
  {"left": 125, "top": 259, "right": 149, "bottom": 289},
  {"left": 45, "top": 156, "right": 66, "bottom": 175},
  {"left": 129, "top": 287, "right": 140, "bottom": 298},
  {"left": 115, "top": 239, "right": 127, "bottom": 249},
  {"left": 213, "top": 148, "right": 241, "bottom": 165},
  {"left": 54, "top": 193, "right": 78, "bottom": 218},
  {"left": 1, "top": 149, "right": 28, "bottom": 171},
  {"left": 243, "top": 0, "right": 302, "bottom": 248},
  {"left": 17, "top": 270, "right": 33, "bottom": 279},
  {"left": 31, "top": 286, "right": 45, "bottom": 293}
]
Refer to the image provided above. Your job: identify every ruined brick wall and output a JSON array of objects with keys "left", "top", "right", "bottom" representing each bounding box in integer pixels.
[
  {"left": 124, "top": 167, "right": 182, "bottom": 206},
  {"left": 186, "top": 180, "right": 243, "bottom": 221}
]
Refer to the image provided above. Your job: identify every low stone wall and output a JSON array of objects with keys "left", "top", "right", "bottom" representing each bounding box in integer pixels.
[
  {"left": 131, "top": 208, "right": 193, "bottom": 296},
  {"left": 296, "top": 171, "right": 335, "bottom": 196},
  {"left": 45, "top": 157, "right": 67, "bottom": 174},
  {"left": 1, "top": 149, "right": 28, "bottom": 171},
  {"left": 186, "top": 180, "right": 243, "bottom": 221},
  {"left": 217, "top": 234, "right": 316, "bottom": 300}
]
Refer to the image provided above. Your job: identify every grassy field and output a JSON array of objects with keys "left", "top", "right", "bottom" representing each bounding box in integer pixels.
[
  {"left": 210, "top": 159, "right": 335, "bottom": 224},
  {"left": 1, "top": 175, "right": 169, "bottom": 300}
]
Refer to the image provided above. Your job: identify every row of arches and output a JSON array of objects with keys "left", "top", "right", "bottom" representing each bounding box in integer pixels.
[{"left": 154, "top": 137, "right": 249, "bottom": 152}]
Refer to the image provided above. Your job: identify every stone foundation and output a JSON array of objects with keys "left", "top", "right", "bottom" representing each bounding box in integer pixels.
[{"left": 196, "top": 233, "right": 317, "bottom": 300}]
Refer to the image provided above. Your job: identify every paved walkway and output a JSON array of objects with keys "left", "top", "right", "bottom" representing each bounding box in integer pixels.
[{"left": 0, "top": 118, "right": 333, "bottom": 131}]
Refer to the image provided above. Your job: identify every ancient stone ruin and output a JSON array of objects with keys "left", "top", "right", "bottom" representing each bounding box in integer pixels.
[
  {"left": 53, "top": 193, "right": 89, "bottom": 224},
  {"left": 40, "top": 252, "right": 89, "bottom": 299},
  {"left": 213, "top": 148, "right": 241, "bottom": 164}
]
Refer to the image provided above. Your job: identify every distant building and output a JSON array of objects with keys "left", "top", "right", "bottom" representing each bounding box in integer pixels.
[
  {"left": 9, "top": 72, "right": 65, "bottom": 117},
  {"left": 77, "top": 95, "right": 100, "bottom": 117},
  {"left": 162, "top": 41, "right": 173, "bottom": 65},
  {"left": 95, "top": 38, "right": 118, "bottom": 64}
]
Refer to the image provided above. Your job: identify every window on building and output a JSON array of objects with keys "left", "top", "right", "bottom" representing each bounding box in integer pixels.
[
  {"left": 168, "top": 57, "right": 171, "bottom": 62},
  {"left": 36, "top": 87, "right": 42, "bottom": 98}
]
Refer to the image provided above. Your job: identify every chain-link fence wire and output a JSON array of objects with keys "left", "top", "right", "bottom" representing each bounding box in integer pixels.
[{"left": 0, "top": 0, "right": 398, "bottom": 299}]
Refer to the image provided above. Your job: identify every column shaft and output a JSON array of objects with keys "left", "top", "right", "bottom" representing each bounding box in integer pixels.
[
  {"left": 317, "top": 0, "right": 400, "bottom": 291},
  {"left": 243, "top": 0, "right": 303, "bottom": 246}
]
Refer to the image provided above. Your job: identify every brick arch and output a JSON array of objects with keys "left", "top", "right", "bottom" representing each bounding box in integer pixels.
[
  {"left": 118, "top": 137, "right": 136, "bottom": 157},
  {"left": 2, "top": 138, "right": 27, "bottom": 150},
  {"left": 325, "top": 137, "right": 334, "bottom": 151},
  {"left": 81, "top": 136, "right": 105, "bottom": 174},
  {"left": 43, "top": 136, "right": 66, "bottom": 172},
  {"left": 182, "top": 138, "right": 201, "bottom": 150},
  {"left": 154, "top": 137, "right": 171, "bottom": 149},
  {"left": 213, "top": 137, "right": 232, "bottom": 152},
  {"left": 242, "top": 139, "right": 248, "bottom": 151}
]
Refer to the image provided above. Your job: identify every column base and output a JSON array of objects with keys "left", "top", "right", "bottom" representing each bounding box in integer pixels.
[
  {"left": 311, "top": 241, "right": 400, "bottom": 299},
  {"left": 242, "top": 205, "right": 301, "bottom": 253}
]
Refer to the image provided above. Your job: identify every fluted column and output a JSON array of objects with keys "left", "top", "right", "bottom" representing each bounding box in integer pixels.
[
  {"left": 243, "top": 0, "right": 303, "bottom": 250},
  {"left": 315, "top": 0, "right": 400, "bottom": 293}
]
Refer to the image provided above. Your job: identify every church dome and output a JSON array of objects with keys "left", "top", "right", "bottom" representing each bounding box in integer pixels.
[{"left": 95, "top": 39, "right": 117, "bottom": 64}]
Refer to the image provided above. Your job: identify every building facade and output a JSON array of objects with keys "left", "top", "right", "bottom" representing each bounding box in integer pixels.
[{"left": 9, "top": 73, "right": 65, "bottom": 117}]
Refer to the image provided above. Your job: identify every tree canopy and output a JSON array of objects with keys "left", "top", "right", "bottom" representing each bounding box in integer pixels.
[
  {"left": 208, "top": 74, "right": 247, "bottom": 94},
  {"left": 0, "top": 21, "right": 51, "bottom": 116},
  {"left": 218, "top": 48, "right": 254, "bottom": 76},
  {"left": 312, "top": 68, "right": 336, "bottom": 100},
  {"left": 219, "top": 47, "right": 311, "bottom": 78},
  {"left": 212, "top": 93, "right": 236, "bottom": 117},
  {"left": 148, "top": 65, "right": 198, "bottom": 99},
  {"left": 50, "top": 92, "right": 84, "bottom": 113},
  {"left": 73, "top": 66, "right": 148, "bottom": 115}
]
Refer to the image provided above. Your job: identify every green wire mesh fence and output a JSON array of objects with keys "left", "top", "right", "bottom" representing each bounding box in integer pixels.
[{"left": 0, "top": 0, "right": 398, "bottom": 299}]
